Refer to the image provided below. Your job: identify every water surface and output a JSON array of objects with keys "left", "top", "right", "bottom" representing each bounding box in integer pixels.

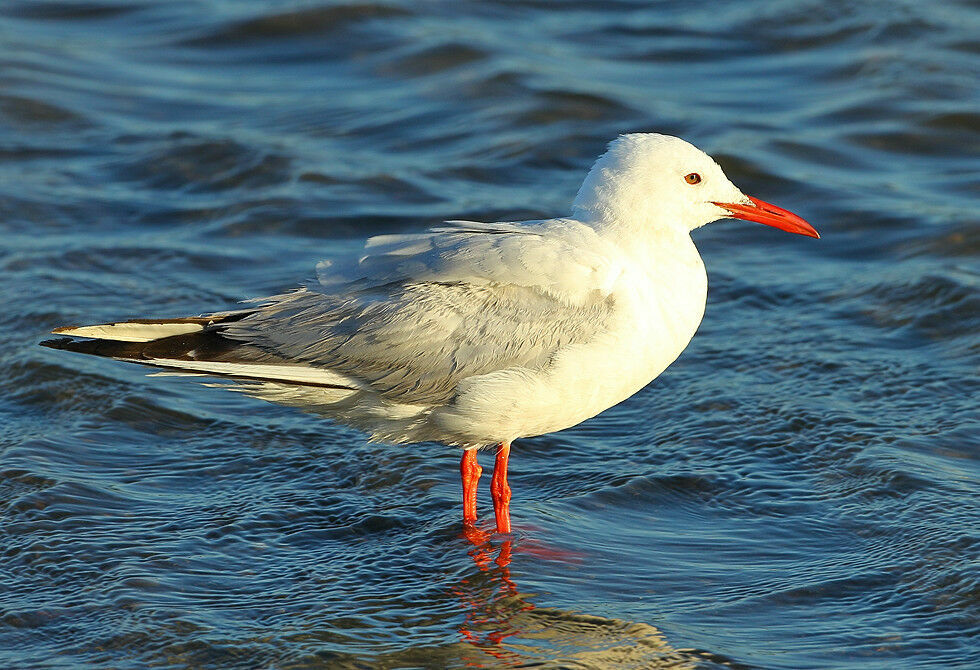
[{"left": 1, "top": 1, "right": 977, "bottom": 668}]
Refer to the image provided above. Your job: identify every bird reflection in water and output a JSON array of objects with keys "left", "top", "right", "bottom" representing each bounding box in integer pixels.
[
  {"left": 450, "top": 526, "right": 698, "bottom": 668},
  {"left": 453, "top": 526, "right": 532, "bottom": 666}
]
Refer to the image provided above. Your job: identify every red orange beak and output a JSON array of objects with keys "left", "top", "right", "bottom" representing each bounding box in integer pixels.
[{"left": 713, "top": 196, "right": 820, "bottom": 239}]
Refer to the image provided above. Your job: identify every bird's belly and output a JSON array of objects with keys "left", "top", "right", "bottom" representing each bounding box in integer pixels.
[
  {"left": 528, "top": 297, "right": 705, "bottom": 435},
  {"left": 433, "top": 261, "right": 708, "bottom": 444}
]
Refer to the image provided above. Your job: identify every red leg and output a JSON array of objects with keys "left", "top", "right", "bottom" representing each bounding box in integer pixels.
[
  {"left": 461, "top": 449, "right": 482, "bottom": 526},
  {"left": 491, "top": 441, "right": 512, "bottom": 533}
]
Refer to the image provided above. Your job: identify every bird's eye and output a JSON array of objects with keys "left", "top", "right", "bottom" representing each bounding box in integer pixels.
[{"left": 684, "top": 173, "right": 702, "bottom": 185}]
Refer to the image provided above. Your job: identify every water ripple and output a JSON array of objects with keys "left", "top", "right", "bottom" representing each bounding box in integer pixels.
[{"left": 1, "top": 0, "right": 977, "bottom": 668}]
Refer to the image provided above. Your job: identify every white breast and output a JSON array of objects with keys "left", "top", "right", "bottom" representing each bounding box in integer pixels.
[{"left": 432, "top": 234, "right": 708, "bottom": 444}]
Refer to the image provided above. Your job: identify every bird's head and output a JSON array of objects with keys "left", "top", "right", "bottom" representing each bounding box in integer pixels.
[{"left": 572, "top": 133, "right": 819, "bottom": 239}]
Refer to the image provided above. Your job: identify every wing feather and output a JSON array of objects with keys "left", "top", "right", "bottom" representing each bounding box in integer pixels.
[{"left": 224, "top": 219, "right": 621, "bottom": 405}]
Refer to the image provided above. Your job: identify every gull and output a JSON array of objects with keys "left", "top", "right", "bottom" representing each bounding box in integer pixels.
[{"left": 42, "top": 134, "right": 818, "bottom": 536}]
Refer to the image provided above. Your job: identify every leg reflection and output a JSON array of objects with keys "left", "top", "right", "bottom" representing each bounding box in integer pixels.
[{"left": 453, "top": 527, "right": 533, "bottom": 665}]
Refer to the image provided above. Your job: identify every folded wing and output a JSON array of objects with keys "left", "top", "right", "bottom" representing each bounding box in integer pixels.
[
  {"left": 45, "top": 220, "right": 623, "bottom": 407},
  {"left": 224, "top": 220, "right": 622, "bottom": 405}
]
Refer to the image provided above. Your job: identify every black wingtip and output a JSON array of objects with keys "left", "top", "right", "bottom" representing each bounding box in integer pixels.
[
  {"left": 40, "top": 337, "right": 77, "bottom": 351},
  {"left": 39, "top": 335, "right": 142, "bottom": 358}
]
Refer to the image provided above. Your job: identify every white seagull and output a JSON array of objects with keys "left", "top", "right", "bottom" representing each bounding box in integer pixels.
[{"left": 43, "top": 134, "right": 818, "bottom": 535}]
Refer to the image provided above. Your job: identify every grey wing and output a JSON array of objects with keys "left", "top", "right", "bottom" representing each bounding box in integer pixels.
[
  {"left": 221, "top": 220, "right": 621, "bottom": 405},
  {"left": 221, "top": 280, "right": 614, "bottom": 406}
]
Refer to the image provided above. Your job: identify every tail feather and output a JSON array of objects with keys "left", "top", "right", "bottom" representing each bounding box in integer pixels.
[
  {"left": 50, "top": 311, "right": 249, "bottom": 343},
  {"left": 41, "top": 312, "right": 361, "bottom": 390}
]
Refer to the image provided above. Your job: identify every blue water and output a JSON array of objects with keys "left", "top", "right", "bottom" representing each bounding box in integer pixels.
[{"left": 2, "top": 1, "right": 978, "bottom": 668}]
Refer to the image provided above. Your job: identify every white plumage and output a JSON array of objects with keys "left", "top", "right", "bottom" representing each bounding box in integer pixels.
[{"left": 45, "top": 133, "right": 817, "bottom": 450}]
